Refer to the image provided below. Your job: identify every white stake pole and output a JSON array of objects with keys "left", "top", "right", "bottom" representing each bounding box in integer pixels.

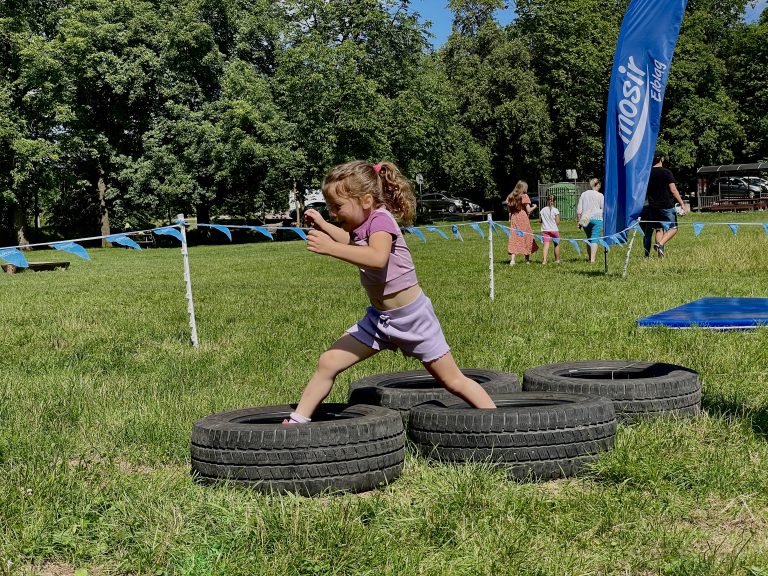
[
  {"left": 488, "top": 214, "right": 495, "bottom": 301},
  {"left": 177, "top": 214, "right": 199, "bottom": 348},
  {"left": 622, "top": 220, "right": 639, "bottom": 279}
]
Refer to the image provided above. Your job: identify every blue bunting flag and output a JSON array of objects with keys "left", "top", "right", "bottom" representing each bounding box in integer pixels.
[
  {"left": 199, "top": 224, "right": 232, "bottom": 241},
  {"left": 533, "top": 234, "right": 543, "bottom": 242},
  {"left": 405, "top": 227, "right": 427, "bottom": 243},
  {"left": 286, "top": 227, "right": 307, "bottom": 241},
  {"left": 728, "top": 224, "right": 739, "bottom": 236},
  {"left": 107, "top": 234, "right": 142, "bottom": 250},
  {"left": 425, "top": 226, "right": 448, "bottom": 239},
  {"left": 51, "top": 241, "right": 91, "bottom": 261},
  {"left": 451, "top": 225, "right": 463, "bottom": 241},
  {"left": 0, "top": 247, "right": 29, "bottom": 268},
  {"left": 153, "top": 227, "right": 183, "bottom": 243},
  {"left": 763, "top": 224, "right": 768, "bottom": 236},
  {"left": 248, "top": 226, "right": 273, "bottom": 240},
  {"left": 568, "top": 239, "right": 582, "bottom": 255},
  {"left": 693, "top": 223, "right": 705, "bottom": 237},
  {"left": 469, "top": 223, "right": 485, "bottom": 239}
]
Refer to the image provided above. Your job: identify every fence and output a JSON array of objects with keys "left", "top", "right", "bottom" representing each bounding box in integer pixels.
[{"left": 537, "top": 181, "right": 591, "bottom": 220}]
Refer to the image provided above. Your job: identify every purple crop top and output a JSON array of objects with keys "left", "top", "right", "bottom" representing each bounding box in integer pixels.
[{"left": 350, "top": 207, "right": 418, "bottom": 297}]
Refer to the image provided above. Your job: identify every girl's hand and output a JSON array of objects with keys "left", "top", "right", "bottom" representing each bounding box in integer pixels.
[
  {"left": 307, "top": 229, "right": 335, "bottom": 255},
  {"left": 304, "top": 208, "right": 326, "bottom": 229}
]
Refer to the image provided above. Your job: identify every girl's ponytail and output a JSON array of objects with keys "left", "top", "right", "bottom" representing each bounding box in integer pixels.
[{"left": 377, "top": 161, "right": 416, "bottom": 225}]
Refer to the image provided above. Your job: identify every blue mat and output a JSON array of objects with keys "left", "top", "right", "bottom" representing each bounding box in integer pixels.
[{"left": 638, "top": 297, "right": 768, "bottom": 330}]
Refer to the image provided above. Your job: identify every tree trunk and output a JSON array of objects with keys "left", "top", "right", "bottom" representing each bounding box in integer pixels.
[
  {"left": 98, "top": 167, "right": 111, "bottom": 247},
  {"left": 196, "top": 202, "right": 210, "bottom": 224},
  {"left": 13, "top": 203, "right": 29, "bottom": 248}
]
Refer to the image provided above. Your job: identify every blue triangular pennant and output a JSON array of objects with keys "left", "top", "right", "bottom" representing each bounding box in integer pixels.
[
  {"left": 693, "top": 223, "right": 705, "bottom": 237},
  {"left": 514, "top": 228, "right": 524, "bottom": 237},
  {"left": 728, "top": 224, "right": 739, "bottom": 236},
  {"left": 199, "top": 223, "right": 232, "bottom": 241},
  {"left": 533, "top": 234, "right": 543, "bottom": 242},
  {"left": 425, "top": 226, "right": 449, "bottom": 239},
  {"left": 599, "top": 239, "right": 610, "bottom": 250},
  {"left": 469, "top": 223, "right": 485, "bottom": 239},
  {"left": 248, "top": 226, "right": 273, "bottom": 240},
  {"left": 451, "top": 225, "right": 463, "bottom": 241},
  {"left": 763, "top": 224, "right": 768, "bottom": 236},
  {"left": 634, "top": 222, "right": 645, "bottom": 236},
  {"left": 51, "top": 241, "right": 91, "bottom": 261},
  {"left": 286, "top": 227, "right": 307, "bottom": 241},
  {"left": 0, "top": 247, "right": 29, "bottom": 268},
  {"left": 107, "top": 234, "right": 142, "bottom": 250},
  {"left": 405, "top": 227, "right": 427, "bottom": 243},
  {"left": 153, "top": 226, "right": 183, "bottom": 243},
  {"left": 568, "top": 239, "right": 581, "bottom": 255}
]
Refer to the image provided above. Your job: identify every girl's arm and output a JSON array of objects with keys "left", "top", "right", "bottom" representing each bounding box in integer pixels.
[
  {"left": 525, "top": 202, "right": 537, "bottom": 215},
  {"left": 555, "top": 213, "right": 561, "bottom": 225},
  {"left": 304, "top": 208, "right": 350, "bottom": 243},
  {"left": 307, "top": 230, "right": 392, "bottom": 270}
]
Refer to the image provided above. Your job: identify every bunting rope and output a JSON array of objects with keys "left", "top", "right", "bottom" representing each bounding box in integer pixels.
[
  {"left": 3, "top": 215, "right": 767, "bottom": 345},
  {"left": 4, "top": 217, "right": 764, "bottom": 271}
]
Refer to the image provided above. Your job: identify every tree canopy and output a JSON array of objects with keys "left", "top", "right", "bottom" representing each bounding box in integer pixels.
[{"left": 0, "top": 0, "right": 764, "bottom": 243}]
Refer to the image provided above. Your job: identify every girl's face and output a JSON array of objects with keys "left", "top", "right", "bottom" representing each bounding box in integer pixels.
[{"left": 324, "top": 188, "right": 373, "bottom": 232}]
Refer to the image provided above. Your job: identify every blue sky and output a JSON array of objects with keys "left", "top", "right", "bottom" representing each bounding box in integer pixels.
[{"left": 411, "top": 0, "right": 767, "bottom": 47}]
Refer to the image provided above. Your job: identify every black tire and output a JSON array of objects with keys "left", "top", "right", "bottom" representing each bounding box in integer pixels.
[
  {"left": 408, "top": 392, "right": 616, "bottom": 481},
  {"left": 348, "top": 368, "right": 520, "bottom": 418},
  {"left": 191, "top": 403, "right": 405, "bottom": 495},
  {"left": 522, "top": 360, "right": 702, "bottom": 422}
]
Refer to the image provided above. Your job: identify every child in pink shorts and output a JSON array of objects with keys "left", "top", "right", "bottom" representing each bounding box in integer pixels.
[
  {"left": 283, "top": 160, "right": 497, "bottom": 424},
  {"left": 539, "top": 194, "right": 561, "bottom": 264}
]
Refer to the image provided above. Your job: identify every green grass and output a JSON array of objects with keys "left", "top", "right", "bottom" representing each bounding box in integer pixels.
[{"left": 2, "top": 212, "right": 768, "bottom": 575}]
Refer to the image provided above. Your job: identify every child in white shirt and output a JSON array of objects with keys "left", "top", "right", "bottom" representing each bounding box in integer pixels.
[{"left": 539, "top": 194, "right": 561, "bottom": 264}]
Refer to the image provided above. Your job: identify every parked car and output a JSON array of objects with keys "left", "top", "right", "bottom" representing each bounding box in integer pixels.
[
  {"left": 708, "top": 177, "right": 763, "bottom": 198},
  {"left": 289, "top": 201, "right": 329, "bottom": 223},
  {"left": 457, "top": 197, "right": 482, "bottom": 212},
  {"left": 744, "top": 177, "right": 768, "bottom": 195},
  {"left": 420, "top": 192, "right": 464, "bottom": 213}
]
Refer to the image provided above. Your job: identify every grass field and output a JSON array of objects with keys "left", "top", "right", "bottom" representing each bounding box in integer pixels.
[{"left": 2, "top": 212, "right": 768, "bottom": 575}]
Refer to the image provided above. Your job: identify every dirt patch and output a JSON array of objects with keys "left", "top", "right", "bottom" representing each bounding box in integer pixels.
[
  {"left": 679, "top": 495, "right": 768, "bottom": 555},
  {"left": 20, "top": 563, "right": 103, "bottom": 576}
]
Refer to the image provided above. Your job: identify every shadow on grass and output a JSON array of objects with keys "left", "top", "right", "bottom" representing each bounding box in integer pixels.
[{"left": 701, "top": 393, "right": 768, "bottom": 439}]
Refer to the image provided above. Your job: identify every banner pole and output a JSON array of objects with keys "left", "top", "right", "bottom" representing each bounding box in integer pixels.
[
  {"left": 622, "top": 220, "right": 639, "bottom": 278},
  {"left": 488, "top": 214, "right": 494, "bottom": 301},
  {"left": 604, "top": 246, "right": 608, "bottom": 275},
  {"left": 177, "top": 214, "right": 199, "bottom": 349}
]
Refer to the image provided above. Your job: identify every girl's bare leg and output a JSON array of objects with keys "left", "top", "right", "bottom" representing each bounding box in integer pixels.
[
  {"left": 295, "top": 334, "right": 378, "bottom": 419},
  {"left": 423, "top": 352, "right": 496, "bottom": 408}
]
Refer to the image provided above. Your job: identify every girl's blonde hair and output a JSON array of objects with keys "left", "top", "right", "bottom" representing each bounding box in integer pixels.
[
  {"left": 322, "top": 160, "right": 416, "bottom": 225},
  {"left": 505, "top": 180, "right": 528, "bottom": 212},
  {"left": 590, "top": 177, "right": 601, "bottom": 190}
]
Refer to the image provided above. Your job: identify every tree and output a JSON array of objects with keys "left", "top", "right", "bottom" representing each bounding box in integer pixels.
[
  {"left": 657, "top": 0, "right": 749, "bottom": 181},
  {"left": 722, "top": 8, "right": 768, "bottom": 161},
  {"left": 444, "top": 0, "right": 552, "bottom": 194},
  {"left": 514, "top": 0, "right": 621, "bottom": 180}
]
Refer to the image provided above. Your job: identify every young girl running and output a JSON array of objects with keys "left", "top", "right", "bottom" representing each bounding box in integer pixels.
[
  {"left": 539, "top": 194, "right": 561, "bottom": 264},
  {"left": 284, "top": 160, "right": 496, "bottom": 424}
]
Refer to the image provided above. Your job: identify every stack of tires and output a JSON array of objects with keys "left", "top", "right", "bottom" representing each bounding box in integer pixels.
[{"left": 190, "top": 361, "right": 701, "bottom": 494}]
